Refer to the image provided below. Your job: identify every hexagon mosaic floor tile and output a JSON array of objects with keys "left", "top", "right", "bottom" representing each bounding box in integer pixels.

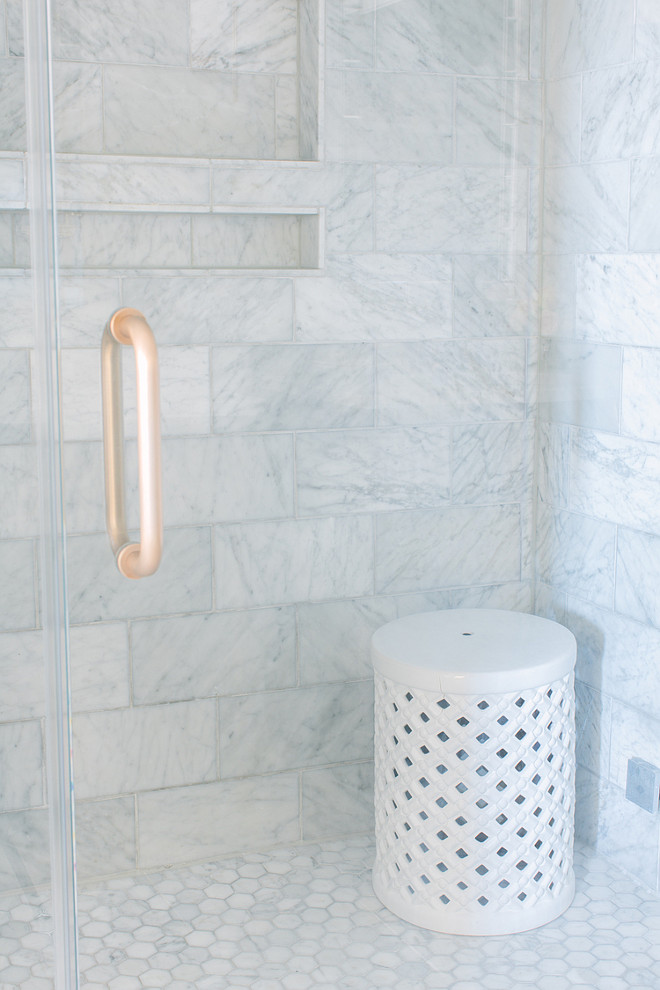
[{"left": 1, "top": 837, "right": 659, "bottom": 989}]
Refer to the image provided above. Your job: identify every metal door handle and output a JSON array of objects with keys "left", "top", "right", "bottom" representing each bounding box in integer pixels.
[{"left": 101, "top": 308, "right": 162, "bottom": 579}]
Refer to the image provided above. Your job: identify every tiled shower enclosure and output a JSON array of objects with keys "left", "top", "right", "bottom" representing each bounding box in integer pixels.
[{"left": 0, "top": 0, "right": 659, "bottom": 984}]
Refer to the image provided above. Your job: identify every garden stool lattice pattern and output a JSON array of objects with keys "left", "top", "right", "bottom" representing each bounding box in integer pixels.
[{"left": 371, "top": 609, "right": 576, "bottom": 936}]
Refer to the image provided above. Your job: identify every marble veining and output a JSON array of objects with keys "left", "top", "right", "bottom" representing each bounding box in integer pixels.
[
  {"left": 582, "top": 61, "right": 660, "bottom": 163},
  {"left": 0, "top": 540, "right": 36, "bottom": 632},
  {"left": 542, "top": 163, "right": 629, "bottom": 254},
  {"left": 0, "top": 721, "right": 43, "bottom": 813},
  {"left": 575, "top": 254, "right": 660, "bottom": 346},
  {"left": 190, "top": 0, "right": 297, "bottom": 74},
  {"left": 51, "top": 0, "right": 189, "bottom": 64},
  {"left": 535, "top": 506, "right": 615, "bottom": 608},
  {"left": 0, "top": 350, "right": 30, "bottom": 444},
  {"left": 453, "top": 253, "right": 538, "bottom": 338},
  {"left": 616, "top": 527, "right": 660, "bottom": 630},
  {"left": 630, "top": 158, "right": 660, "bottom": 252},
  {"left": 545, "top": 0, "right": 634, "bottom": 77}
]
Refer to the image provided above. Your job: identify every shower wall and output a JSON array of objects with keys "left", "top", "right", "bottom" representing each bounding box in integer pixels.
[
  {"left": 1, "top": 0, "right": 540, "bottom": 888},
  {"left": 536, "top": 0, "right": 660, "bottom": 892}
]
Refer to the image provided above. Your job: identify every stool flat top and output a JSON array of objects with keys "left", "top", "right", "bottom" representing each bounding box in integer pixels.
[{"left": 371, "top": 608, "right": 576, "bottom": 694}]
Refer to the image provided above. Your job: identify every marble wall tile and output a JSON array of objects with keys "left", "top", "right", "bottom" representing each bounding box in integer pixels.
[
  {"left": 56, "top": 161, "right": 210, "bottom": 209},
  {"left": 534, "top": 581, "right": 568, "bottom": 624},
  {"left": 0, "top": 159, "right": 24, "bottom": 206},
  {"left": 58, "top": 277, "right": 121, "bottom": 347},
  {"left": 575, "top": 680, "right": 611, "bottom": 780},
  {"left": 375, "top": 0, "right": 521, "bottom": 77},
  {"left": 104, "top": 65, "right": 276, "bottom": 159},
  {"left": 327, "top": 0, "right": 375, "bottom": 69},
  {"left": 570, "top": 429, "right": 660, "bottom": 533},
  {"left": 212, "top": 344, "right": 373, "bottom": 433},
  {"left": 0, "top": 720, "right": 43, "bottom": 811},
  {"left": 219, "top": 680, "right": 373, "bottom": 776},
  {"left": 192, "top": 213, "right": 311, "bottom": 269},
  {"left": 609, "top": 701, "right": 660, "bottom": 794},
  {"left": 295, "top": 253, "right": 452, "bottom": 342},
  {"left": 52, "top": 62, "right": 103, "bottom": 153},
  {"left": 544, "top": 76, "right": 581, "bottom": 166},
  {"left": 545, "top": 0, "right": 634, "bottom": 77},
  {"left": 452, "top": 421, "right": 533, "bottom": 505},
  {"left": 137, "top": 775, "right": 300, "bottom": 869},
  {"left": 122, "top": 276, "right": 293, "bottom": 345},
  {"left": 69, "top": 622, "right": 130, "bottom": 713},
  {"left": 61, "top": 441, "right": 105, "bottom": 534},
  {"left": 377, "top": 338, "right": 525, "bottom": 427},
  {"left": 621, "top": 347, "right": 660, "bottom": 443},
  {"left": 75, "top": 797, "right": 136, "bottom": 879},
  {"left": 131, "top": 606, "right": 296, "bottom": 705},
  {"left": 215, "top": 514, "right": 373, "bottom": 609},
  {"left": 51, "top": 0, "right": 188, "bottom": 65},
  {"left": 376, "top": 165, "right": 528, "bottom": 254},
  {"left": 275, "top": 76, "right": 299, "bottom": 160},
  {"left": 535, "top": 506, "right": 615, "bottom": 607},
  {"left": 0, "top": 2, "right": 5, "bottom": 56},
  {"left": 302, "top": 762, "right": 374, "bottom": 839},
  {"left": 57, "top": 212, "right": 191, "bottom": 270},
  {"left": 636, "top": 0, "right": 660, "bottom": 61},
  {"left": 130, "top": 346, "right": 211, "bottom": 438},
  {"left": 0, "top": 540, "right": 36, "bottom": 630},
  {"left": 536, "top": 421, "right": 569, "bottom": 509},
  {"left": 190, "top": 0, "right": 297, "bottom": 74},
  {"left": 630, "top": 159, "right": 660, "bottom": 252},
  {"left": 0, "top": 349, "right": 30, "bottom": 443},
  {"left": 0, "top": 58, "right": 24, "bottom": 151},
  {"left": 453, "top": 254, "right": 537, "bottom": 338},
  {"left": 298, "top": 597, "right": 397, "bottom": 685},
  {"left": 72, "top": 699, "right": 217, "bottom": 800},
  {"left": 60, "top": 349, "right": 100, "bottom": 442},
  {"left": 541, "top": 254, "right": 576, "bottom": 338},
  {"left": 616, "top": 527, "right": 660, "bottom": 629},
  {"left": 542, "top": 163, "right": 629, "bottom": 253},
  {"left": 298, "top": 0, "right": 322, "bottom": 161},
  {"left": 325, "top": 69, "right": 452, "bottom": 164},
  {"left": 163, "top": 434, "right": 294, "bottom": 526},
  {"left": 564, "top": 596, "right": 660, "bottom": 721},
  {"left": 212, "top": 164, "right": 374, "bottom": 253},
  {"left": 0, "top": 808, "right": 49, "bottom": 891},
  {"left": 375, "top": 504, "right": 521, "bottom": 595},
  {"left": 67, "top": 526, "right": 213, "bottom": 623},
  {"left": 582, "top": 62, "right": 660, "bottom": 163},
  {"left": 0, "top": 631, "right": 43, "bottom": 721},
  {"left": 538, "top": 338, "right": 621, "bottom": 431},
  {"left": 592, "top": 778, "right": 660, "bottom": 892},
  {"left": 575, "top": 254, "right": 660, "bottom": 346},
  {"left": 296, "top": 426, "right": 451, "bottom": 515},
  {"left": 5, "top": 0, "right": 22, "bottom": 55},
  {"left": 0, "top": 444, "right": 38, "bottom": 539},
  {"left": 456, "top": 78, "right": 542, "bottom": 167},
  {"left": 0, "top": 215, "right": 15, "bottom": 267}
]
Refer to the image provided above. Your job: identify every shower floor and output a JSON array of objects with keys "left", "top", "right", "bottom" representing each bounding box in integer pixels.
[{"left": 2, "top": 836, "right": 659, "bottom": 990}]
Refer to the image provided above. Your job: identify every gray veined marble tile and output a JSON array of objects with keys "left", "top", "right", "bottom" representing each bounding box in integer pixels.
[
  {"left": 75, "top": 797, "right": 136, "bottom": 880},
  {"left": 630, "top": 158, "right": 660, "bottom": 252},
  {"left": 538, "top": 338, "right": 621, "bottom": 432},
  {"left": 137, "top": 775, "right": 299, "bottom": 869},
  {"left": 575, "top": 254, "right": 660, "bottom": 347},
  {"left": 376, "top": 338, "right": 526, "bottom": 427},
  {"left": 543, "top": 76, "right": 581, "bottom": 166},
  {"left": 541, "top": 254, "right": 577, "bottom": 338},
  {"left": 192, "top": 213, "right": 315, "bottom": 270},
  {"left": 537, "top": 421, "right": 570, "bottom": 509},
  {"left": 190, "top": 0, "right": 297, "bottom": 74},
  {"left": 122, "top": 276, "right": 293, "bottom": 345},
  {"left": 453, "top": 254, "right": 538, "bottom": 338},
  {"left": 60, "top": 348, "right": 101, "bottom": 442},
  {"left": 621, "top": 347, "right": 660, "bottom": 444},
  {"left": 212, "top": 343, "right": 374, "bottom": 433},
  {"left": 542, "top": 163, "right": 629, "bottom": 254},
  {"left": 375, "top": 0, "right": 525, "bottom": 77},
  {"left": 0, "top": 58, "right": 24, "bottom": 151},
  {"left": 0, "top": 720, "right": 43, "bottom": 812},
  {"left": 0, "top": 540, "right": 36, "bottom": 631},
  {"left": 452, "top": 421, "right": 533, "bottom": 506},
  {"left": 72, "top": 699, "right": 217, "bottom": 800},
  {"left": 636, "top": 0, "right": 660, "bottom": 61},
  {"left": 582, "top": 61, "right": 660, "bottom": 163},
  {"left": 456, "top": 78, "right": 542, "bottom": 167},
  {"left": 591, "top": 777, "right": 660, "bottom": 892},
  {"left": 616, "top": 527, "right": 660, "bottom": 630},
  {"left": 56, "top": 161, "right": 210, "bottom": 209},
  {"left": 295, "top": 253, "right": 452, "bottom": 342},
  {"left": 52, "top": 61, "right": 103, "bottom": 153},
  {"left": 0, "top": 159, "right": 24, "bottom": 206},
  {"left": 58, "top": 277, "right": 121, "bottom": 347},
  {"left": 535, "top": 505, "right": 615, "bottom": 608},
  {"left": 67, "top": 527, "right": 213, "bottom": 623},
  {"left": 565, "top": 596, "right": 660, "bottom": 722},
  {"left": 57, "top": 212, "right": 191, "bottom": 269},
  {"left": 69, "top": 622, "right": 130, "bottom": 713},
  {"left": 545, "top": 0, "right": 634, "bottom": 77},
  {"left": 574, "top": 680, "right": 611, "bottom": 781},
  {"left": 0, "top": 808, "right": 49, "bottom": 891},
  {"left": 298, "top": 597, "right": 397, "bottom": 685},
  {"left": 0, "top": 350, "right": 30, "bottom": 444},
  {"left": 609, "top": 701, "right": 660, "bottom": 795},
  {"left": 296, "top": 426, "right": 451, "bottom": 516},
  {"left": 131, "top": 607, "right": 296, "bottom": 705},
  {"left": 61, "top": 441, "right": 106, "bottom": 534},
  {"left": 325, "top": 69, "right": 453, "bottom": 164},
  {"left": 51, "top": 0, "right": 189, "bottom": 65},
  {"left": 275, "top": 75, "right": 300, "bottom": 160},
  {"left": 0, "top": 445, "right": 38, "bottom": 539},
  {"left": 0, "top": 631, "right": 43, "bottom": 721},
  {"left": 214, "top": 514, "right": 374, "bottom": 609},
  {"left": 299, "top": 0, "right": 322, "bottom": 162},
  {"left": 302, "top": 762, "right": 374, "bottom": 840},
  {"left": 0, "top": 215, "right": 13, "bottom": 267},
  {"left": 374, "top": 504, "right": 521, "bottom": 596},
  {"left": 104, "top": 64, "right": 276, "bottom": 160},
  {"left": 129, "top": 346, "right": 211, "bottom": 438},
  {"left": 327, "top": 0, "right": 375, "bottom": 69},
  {"left": 375, "top": 165, "right": 529, "bottom": 254},
  {"left": 219, "top": 680, "right": 373, "bottom": 777},
  {"left": 0, "top": 278, "right": 33, "bottom": 348}
]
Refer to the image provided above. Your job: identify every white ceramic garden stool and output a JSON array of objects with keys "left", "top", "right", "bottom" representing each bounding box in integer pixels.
[{"left": 371, "top": 609, "right": 577, "bottom": 936}]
